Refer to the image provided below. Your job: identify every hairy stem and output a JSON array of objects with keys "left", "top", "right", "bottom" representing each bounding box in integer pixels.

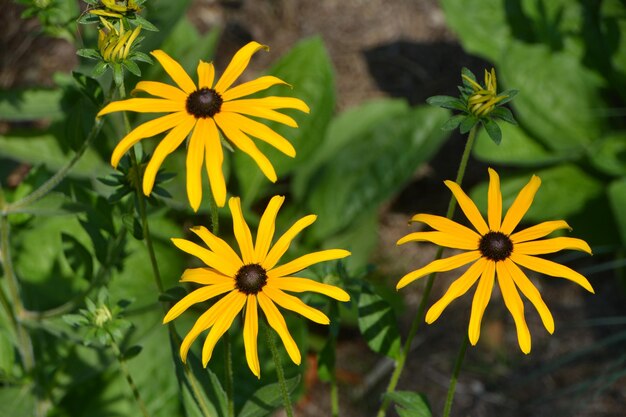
[
  {"left": 443, "top": 335, "right": 469, "bottom": 417},
  {"left": 376, "top": 126, "right": 478, "bottom": 417},
  {"left": 264, "top": 322, "right": 294, "bottom": 417}
]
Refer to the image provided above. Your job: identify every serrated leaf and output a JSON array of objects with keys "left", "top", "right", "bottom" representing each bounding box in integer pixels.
[
  {"left": 357, "top": 285, "right": 401, "bottom": 359},
  {"left": 384, "top": 391, "right": 432, "bottom": 417},
  {"left": 483, "top": 118, "right": 502, "bottom": 144},
  {"left": 238, "top": 375, "right": 301, "bottom": 417},
  {"left": 62, "top": 233, "right": 94, "bottom": 281}
]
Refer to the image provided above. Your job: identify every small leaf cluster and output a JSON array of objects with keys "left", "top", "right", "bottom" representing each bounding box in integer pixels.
[
  {"left": 63, "top": 289, "right": 132, "bottom": 348},
  {"left": 16, "top": 0, "right": 77, "bottom": 40},
  {"left": 427, "top": 67, "right": 518, "bottom": 144},
  {"left": 77, "top": 0, "right": 156, "bottom": 84}
]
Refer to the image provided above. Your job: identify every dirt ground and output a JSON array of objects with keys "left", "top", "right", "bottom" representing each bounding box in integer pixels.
[{"left": 2, "top": 0, "right": 625, "bottom": 416}]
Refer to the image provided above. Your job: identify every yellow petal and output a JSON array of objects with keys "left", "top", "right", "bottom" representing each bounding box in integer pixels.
[
  {"left": 180, "top": 267, "right": 233, "bottom": 285},
  {"left": 409, "top": 214, "right": 481, "bottom": 241},
  {"left": 180, "top": 290, "right": 237, "bottom": 362},
  {"left": 214, "top": 41, "right": 269, "bottom": 93},
  {"left": 268, "top": 249, "right": 351, "bottom": 279},
  {"left": 221, "top": 112, "right": 296, "bottom": 157},
  {"left": 186, "top": 120, "right": 207, "bottom": 212},
  {"left": 143, "top": 116, "right": 195, "bottom": 196},
  {"left": 215, "top": 113, "right": 277, "bottom": 182},
  {"left": 221, "top": 75, "right": 288, "bottom": 101},
  {"left": 197, "top": 60, "right": 215, "bottom": 89},
  {"left": 514, "top": 237, "right": 592, "bottom": 256},
  {"left": 444, "top": 180, "right": 489, "bottom": 235},
  {"left": 495, "top": 262, "right": 531, "bottom": 354},
  {"left": 228, "top": 197, "right": 255, "bottom": 264},
  {"left": 257, "top": 292, "right": 301, "bottom": 365},
  {"left": 227, "top": 97, "right": 310, "bottom": 113},
  {"left": 468, "top": 261, "right": 495, "bottom": 345},
  {"left": 151, "top": 50, "right": 197, "bottom": 94},
  {"left": 487, "top": 168, "right": 502, "bottom": 231},
  {"left": 268, "top": 277, "right": 350, "bottom": 302},
  {"left": 190, "top": 226, "right": 243, "bottom": 267},
  {"left": 500, "top": 174, "right": 541, "bottom": 235},
  {"left": 510, "top": 220, "right": 571, "bottom": 243},
  {"left": 255, "top": 196, "right": 285, "bottom": 263},
  {"left": 204, "top": 118, "right": 227, "bottom": 207},
  {"left": 171, "top": 238, "right": 238, "bottom": 276},
  {"left": 98, "top": 98, "right": 185, "bottom": 116},
  {"left": 397, "top": 231, "right": 479, "bottom": 250},
  {"left": 396, "top": 251, "right": 481, "bottom": 290},
  {"left": 503, "top": 259, "right": 554, "bottom": 334},
  {"left": 262, "top": 215, "right": 317, "bottom": 270},
  {"left": 243, "top": 295, "right": 260, "bottom": 378},
  {"left": 132, "top": 81, "right": 187, "bottom": 102},
  {"left": 425, "top": 258, "right": 486, "bottom": 323},
  {"left": 201, "top": 292, "right": 246, "bottom": 366},
  {"left": 163, "top": 282, "right": 234, "bottom": 323},
  {"left": 111, "top": 112, "right": 190, "bottom": 168},
  {"left": 221, "top": 101, "right": 299, "bottom": 128},
  {"left": 264, "top": 286, "right": 330, "bottom": 324},
  {"left": 510, "top": 253, "right": 594, "bottom": 293}
]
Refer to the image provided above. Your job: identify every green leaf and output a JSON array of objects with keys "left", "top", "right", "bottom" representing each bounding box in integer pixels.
[
  {"left": 459, "top": 114, "right": 478, "bottom": 134},
  {"left": 358, "top": 285, "right": 401, "bottom": 359},
  {"left": 92, "top": 61, "right": 108, "bottom": 77},
  {"left": 471, "top": 164, "right": 603, "bottom": 222},
  {"left": 62, "top": 232, "right": 94, "bottom": 281},
  {"left": 306, "top": 106, "right": 449, "bottom": 239},
  {"left": 501, "top": 42, "right": 605, "bottom": 153},
  {"left": 238, "top": 375, "right": 301, "bottom": 417},
  {"left": 608, "top": 179, "right": 626, "bottom": 246},
  {"left": 123, "top": 60, "right": 142, "bottom": 77},
  {"left": 590, "top": 132, "right": 626, "bottom": 176},
  {"left": 0, "top": 329, "right": 15, "bottom": 377},
  {"left": 426, "top": 95, "right": 465, "bottom": 111},
  {"left": 8, "top": 192, "right": 84, "bottom": 216},
  {"left": 482, "top": 118, "right": 502, "bottom": 144},
  {"left": 383, "top": 391, "right": 432, "bottom": 417},
  {"left": 316, "top": 335, "right": 336, "bottom": 383},
  {"left": 473, "top": 123, "right": 563, "bottom": 166},
  {"left": 76, "top": 48, "right": 101, "bottom": 60},
  {"left": 441, "top": 114, "right": 466, "bottom": 131},
  {"left": 489, "top": 106, "right": 517, "bottom": 125},
  {"left": 122, "top": 345, "right": 143, "bottom": 360},
  {"left": 234, "top": 36, "right": 335, "bottom": 204},
  {"left": 0, "top": 386, "right": 37, "bottom": 417},
  {"left": 0, "top": 88, "right": 63, "bottom": 121}
]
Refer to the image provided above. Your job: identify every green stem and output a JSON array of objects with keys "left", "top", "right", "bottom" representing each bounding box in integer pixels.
[
  {"left": 264, "top": 322, "right": 294, "bottom": 417},
  {"left": 224, "top": 332, "right": 235, "bottom": 417},
  {"left": 442, "top": 336, "right": 469, "bottom": 417},
  {"left": 109, "top": 336, "right": 152, "bottom": 417},
  {"left": 330, "top": 364, "right": 339, "bottom": 417},
  {"left": 0, "top": 216, "right": 35, "bottom": 372},
  {"left": 376, "top": 126, "right": 478, "bottom": 417}
]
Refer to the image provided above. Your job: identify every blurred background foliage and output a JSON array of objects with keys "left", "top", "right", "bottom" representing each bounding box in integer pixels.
[{"left": 0, "top": 0, "right": 625, "bottom": 416}]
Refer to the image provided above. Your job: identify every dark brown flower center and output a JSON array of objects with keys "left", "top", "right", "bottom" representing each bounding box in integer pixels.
[
  {"left": 186, "top": 88, "right": 223, "bottom": 118},
  {"left": 235, "top": 264, "right": 268, "bottom": 295},
  {"left": 479, "top": 231, "right": 513, "bottom": 261}
]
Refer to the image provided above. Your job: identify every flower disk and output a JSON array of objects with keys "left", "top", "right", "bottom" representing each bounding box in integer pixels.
[
  {"left": 479, "top": 231, "right": 513, "bottom": 261},
  {"left": 186, "top": 88, "right": 223, "bottom": 118},
  {"left": 396, "top": 168, "right": 594, "bottom": 354},
  {"left": 235, "top": 264, "right": 267, "bottom": 294}
]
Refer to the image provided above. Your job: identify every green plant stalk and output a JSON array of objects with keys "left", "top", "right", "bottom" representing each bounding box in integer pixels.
[
  {"left": 224, "top": 332, "right": 235, "bottom": 417},
  {"left": 108, "top": 333, "right": 153, "bottom": 417},
  {"left": 0, "top": 215, "right": 35, "bottom": 372},
  {"left": 264, "top": 321, "right": 294, "bottom": 417},
  {"left": 330, "top": 352, "right": 340, "bottom": 417},
  {"left": 443, "top": 335, "right": 469, "bottom": 417},
  {"left": 376, "top": 126, "right": 478, "bottom": 417}
]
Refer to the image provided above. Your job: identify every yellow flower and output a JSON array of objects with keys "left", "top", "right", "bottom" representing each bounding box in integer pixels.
[
  {"left": 97, "top": 19, "right": 141, "bottom": 62},
  {"left": 396, "top": 168, "right": 593, "bottom": 353},
  {"left": 164, "top": 195, "right": 350, "bottom": 377},
  {"left": 97, "top": 42, "right": 310, "bottom": 211},
  {"left": 463, "top": 68, "right": 507, "bottom": 117}
]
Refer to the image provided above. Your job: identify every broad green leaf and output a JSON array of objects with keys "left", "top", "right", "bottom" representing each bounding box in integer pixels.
[
  {"left": 0, "top": 329, "right": 15, "bottom": 377},
  {"left": 470, "top": 164, "right": 603, "bottom": 222},
  {"left": 293, "top": 98, "right": 410, "bottom": 201},
  {"left": 238, "top": 375, "right": 300, "bottom": 417},
  {"left": 473, "top": 123, "right": 563, "bottom": 166},
  {"left": 483, "top": 118, "right": 502, "bottom": 144},
  {"left": 608, "top": 178, "right": 626, "bottom": 246},
  {"left": 590, "top": 132, "right": 626, "bottom": 176},
  {"left": 7, "top": 192, "right": 84, "bottom": 216},
  {"left": 384, "top": 391, "right": 432, "bottom": 417},
  {"left": 358, "top": 285, "right": 401, "bottom": 359},
  {"left": 234, "top": 36, "right": 335, "bottom": 204},
  {"left": 0, "top": 386, "right": 37, "bottom": 417},
  {"left": 0, "top": 89, "right": 64, "bottom": 121},
  {"left": 500, "top": 42, "right": 605, "bottom": 153},
  {"left": 306, "top": 106, "right": 449, "bottom": 239}
]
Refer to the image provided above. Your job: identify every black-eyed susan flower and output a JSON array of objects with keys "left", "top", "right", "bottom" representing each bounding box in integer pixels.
[
  {"left": 396, "top": 168, "right": 593, "bottom": 353},
  {"left": 164, "top": 195, "right": 350, "bottom": 377},
  {"left": 97, "top": 42, "right": 309, "bottom": 211}
]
